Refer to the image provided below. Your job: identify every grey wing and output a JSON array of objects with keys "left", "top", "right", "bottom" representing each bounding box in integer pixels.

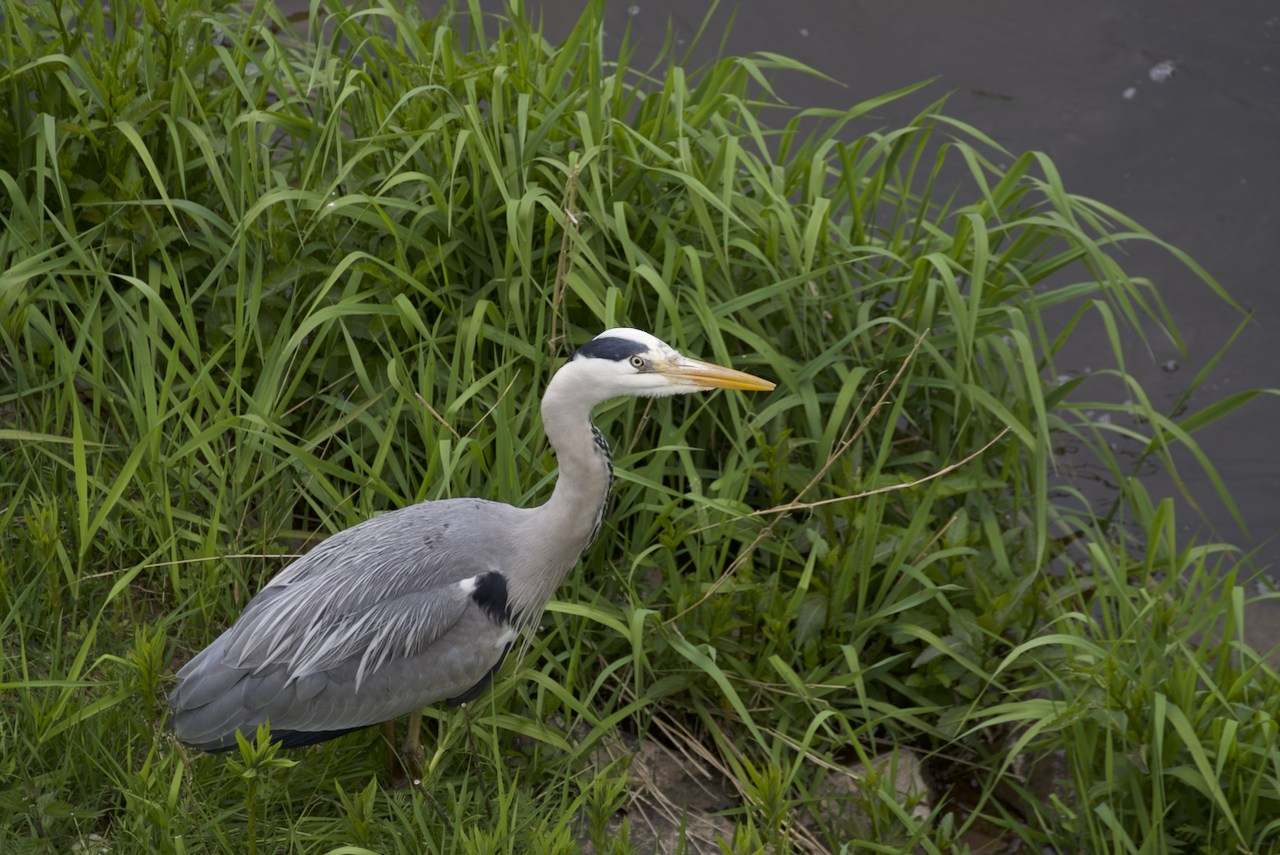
[{"left": 167, "top": 501, "right": 518, "bottom": 751}]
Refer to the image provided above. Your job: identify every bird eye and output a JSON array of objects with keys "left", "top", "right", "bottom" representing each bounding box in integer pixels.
[{"left": 629, "top": 355, "right": 645, "bottom": 369}]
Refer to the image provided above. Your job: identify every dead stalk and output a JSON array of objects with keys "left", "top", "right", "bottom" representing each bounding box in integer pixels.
[{"left": 548, "top": 165, "right": 582, "bottom": 368}]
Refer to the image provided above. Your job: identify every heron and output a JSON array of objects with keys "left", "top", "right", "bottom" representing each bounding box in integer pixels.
[{"left": 167, "top": 328, "right": 775, "bottom": 768}]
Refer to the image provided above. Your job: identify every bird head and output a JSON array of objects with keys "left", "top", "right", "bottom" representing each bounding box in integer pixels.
[{"left": 569, "top": 328, "right": 776, "bottom": 400}]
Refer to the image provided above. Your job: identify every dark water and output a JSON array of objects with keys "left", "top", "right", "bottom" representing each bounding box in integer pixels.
[{"left": 285, "top": 0, "right": 1280, "bottom": 644}]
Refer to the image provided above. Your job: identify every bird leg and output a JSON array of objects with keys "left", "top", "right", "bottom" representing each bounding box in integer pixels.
[
  {"left": 384, "top": 711, "right": 426, "bottom": 788},
  {"left": 402, "top": 708, "right": 426, "bottom": 777},
  {"left": 383, "top": 720, "right": 408, "bottom": 783}
]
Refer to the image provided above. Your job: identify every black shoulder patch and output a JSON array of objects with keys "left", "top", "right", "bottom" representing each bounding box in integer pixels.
[
  {"left": 472, "top": 572, "right": 512, "bottom": 624},
  {"left": 574, "top": 336, "right": 647, "bottom": 362}
]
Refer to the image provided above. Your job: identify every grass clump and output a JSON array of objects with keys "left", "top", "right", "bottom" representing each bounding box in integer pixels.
[{"left": 2, "top": 0, "right": 1278, "bottom": 852}]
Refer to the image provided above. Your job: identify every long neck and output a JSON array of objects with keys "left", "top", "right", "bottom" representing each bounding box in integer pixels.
[{"left": 508, "top": 363, "right": 613, "bottom": 623}]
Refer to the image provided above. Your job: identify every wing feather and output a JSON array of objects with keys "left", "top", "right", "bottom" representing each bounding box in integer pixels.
[
  {"left": 214, "top": 501, "right": 511, "bottom": 677},
  {"left": 169, "top": 499, "right": 524, "bottom": 750}
]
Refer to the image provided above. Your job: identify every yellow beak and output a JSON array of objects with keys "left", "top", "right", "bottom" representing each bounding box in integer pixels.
[{"left": 660, "top": 357, "right": 776, "bottom": 392}]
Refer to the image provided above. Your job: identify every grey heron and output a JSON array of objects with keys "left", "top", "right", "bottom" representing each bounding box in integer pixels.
[{"left": 167, "top": 328, "right": 775, "bottom": 766}]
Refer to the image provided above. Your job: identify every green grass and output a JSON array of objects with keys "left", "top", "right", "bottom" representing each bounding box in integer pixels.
[{"left": 2, "top": 0, "right": 1279, "bottom": 852}]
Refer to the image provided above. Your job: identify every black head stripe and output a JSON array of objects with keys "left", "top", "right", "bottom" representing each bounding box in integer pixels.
[{"left": 574, "top": 336, "right": 647, "bottom": 362}]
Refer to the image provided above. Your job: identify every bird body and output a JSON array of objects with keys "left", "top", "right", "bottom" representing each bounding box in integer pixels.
[
  {"left": 168, "top": 329, "right": 773, "bottom": 753},
  {"left": 171, "top": 501, "right": 528, "bottom": 750}
]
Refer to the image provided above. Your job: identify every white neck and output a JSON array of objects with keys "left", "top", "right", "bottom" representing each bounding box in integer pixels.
[{"left": 508, "top": 360, "right": 615, "bottom": 622}]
